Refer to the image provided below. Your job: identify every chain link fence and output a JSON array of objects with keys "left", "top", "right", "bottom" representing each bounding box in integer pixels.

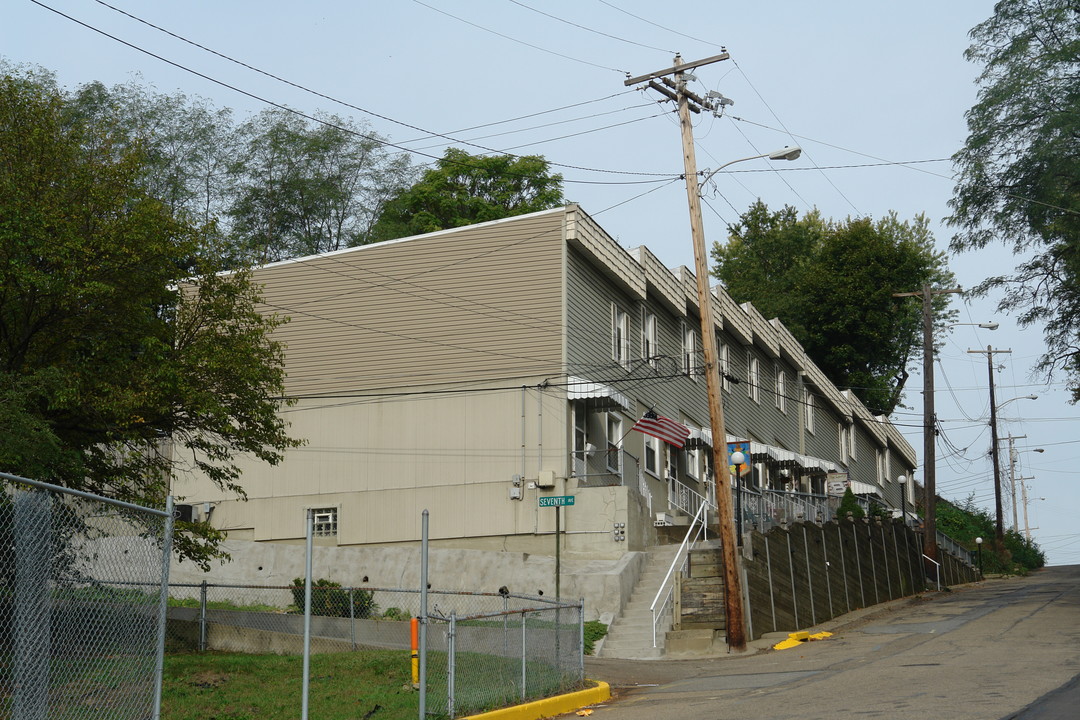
[
  {"left": 425, "top": 591, "right": 583, "bottom": 718},
  {"left": 0, "top": 471, "right": 173, "bottom": 720}
]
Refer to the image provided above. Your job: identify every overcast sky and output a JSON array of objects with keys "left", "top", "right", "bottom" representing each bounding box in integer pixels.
[{"left": 5, "top": 0, "right": 1078, "bottom": 565}]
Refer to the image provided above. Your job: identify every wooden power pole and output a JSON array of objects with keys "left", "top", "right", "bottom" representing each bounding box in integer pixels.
[
  {"left": 625, "top": 52, "right": 747, "bottom": 651},
  {"left": 892, "top": 285, "right": 961, "bottom": 563},
  {"left": 967, "top": 346, "right": 1013, "bottom": 542}
]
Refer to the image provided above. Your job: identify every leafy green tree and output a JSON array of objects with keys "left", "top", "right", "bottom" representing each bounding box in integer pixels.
[
  {"left": 936, "top": 495, "right": 1045, "bottom": 573},
  {"left": 0, "top": 68, "right": 299, "bottom": 567},
  {"left": 949, "top": 0, "right": 1080, "bottom": 400},
  {"left": 368, "top": 147, "right": 565, "bottom": 241},
  {"left": 713, "top": 202, "right": 956, "bottom": 414},
  {"left": 229, "top": 108, "right": 414, "bottom": 262},
  {"left": 67, "top": 78, "right": 239, "bottom": 228}
]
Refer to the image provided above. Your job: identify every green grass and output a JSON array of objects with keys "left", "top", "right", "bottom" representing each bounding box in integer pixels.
[{"left": 162, "top": 651, "right": 418, "bottom": 720}]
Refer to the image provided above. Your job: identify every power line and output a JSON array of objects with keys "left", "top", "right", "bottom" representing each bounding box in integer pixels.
[
  {"left": 411, "top": 0, "right": 628, "bottom": 74},
  {"left": 45, "top": 1, "right": 680, "bottom": 183},
  {"left": 506, "top": 0, "right": 675, "bottom": 54}
]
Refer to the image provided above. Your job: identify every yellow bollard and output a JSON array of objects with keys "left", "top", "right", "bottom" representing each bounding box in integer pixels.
[{"left": 411, "top": 617, "right": 419, "bottom": 689}]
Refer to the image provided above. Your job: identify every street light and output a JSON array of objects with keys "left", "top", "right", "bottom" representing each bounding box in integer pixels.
[
  {"left": 731, "top": 450, "right": 747, "bottom": 547},
  {"left": 699, "top": 147, "right": 802, "bottom": 190},
  {"left": 976, "top": 536, "right": 983, "bottom": 575},
  {"left": 897, "top": 474, "right": 908, "bottom": 527},
  {"left": 948, "top": 322, "right": 999, "bottom": 330},
  {"left": 987, "top": 390, "right": 1038, "bottom": 540}
]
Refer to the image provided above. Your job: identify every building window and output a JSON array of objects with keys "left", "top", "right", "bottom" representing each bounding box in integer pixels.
[
  {"left": 642, "top": 309, "right": 658, "bottom": 367},
  {"left": 884, "top": 447, "right": 891, "bottom": 481},
  {"left": 748, "top": 356, "right": 760, "bottom": 403},
  {"left": 805, "top": 391, "right": 815, "bottom": 435},
  {"left": 876, "top": 449, "right": 884, "bottom": 485},
  {"left": 665, "top": 444, "right": 677, "bottom": 481},
  {"left": 682, "top": 322, "right": 698, "bottom": 379},
  {"left": 611, "top": 304, "right": 630, "bottom": 369},
  {"left": 848, "top": 423, "right": 857, "bottom": 460},
  {"left": 573, "top": 402, "right": 587, "bottom": 476},
  {"left": 644, "top": 435, "right": 661, "bottom": 476},
  {"left": 839, "top": 423, "right": 849, "bottom": 463},
  {"left": 311, "top": 508, "right": 338, "bottom": 537},
  {"left": 606, "top": 413, "right": 622, "bottom": 473},
  {"left": 718, "top": 340, "right": 731, "bottom": 392},
  {"left": 775, "top": 367, "right": 787, "bottom": 413},
  {"left": 685, "top": 442, "right": 700, "bottom": 480}
]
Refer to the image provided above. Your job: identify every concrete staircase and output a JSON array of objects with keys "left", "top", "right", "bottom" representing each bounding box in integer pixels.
[{"left": 598, "top": 543, "right": 684, "bottom": 659}]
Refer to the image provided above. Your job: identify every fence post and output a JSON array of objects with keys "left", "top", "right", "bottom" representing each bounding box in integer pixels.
[
  {"left": 821, "top": 525, "right": 833, "bottom": 619},
  {"left": 199, "top": 580, "right": 208, "bottom": 652},
  {"left": 349, "top": 586, "right": 356, "bottom": 651},
  {"left": 880, "top": 525, "right": 893, "bottom": 599},
  {"left": 448, "top": 611, "right": 456, "bottom": 719},
  {"left": 579, "top": 599, "right": 585, "bottom": 682},
  {"left": 786, "top": 531, "right": 799, "bottom": 627},
  {"left": 152, "top": 496, "right": 176, "bottom": 720},
  {"left": 521, "top": 611, "right": 527, "bottom": 701},
  {"left": 802, "top": 525, "right": 816, "bottom": 626},
  {"left": 14, "top": 488, "right": 51, "bottom": 720},
  {"left": 419, "top": 510, "right": 429, "bottom": 720},
  {"left": 301, "top": 508, "right": 313, "bottom": 720}
]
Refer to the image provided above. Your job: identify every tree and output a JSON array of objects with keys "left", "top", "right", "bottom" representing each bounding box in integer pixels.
[
  {"left": 949, "top": 0, "right": 1080, "bottom": 400},
  {"left": 0, "top": 68, "right": 300, "bottom": 567},
  {"left": 368, "top": 147, "right": 565, "bottom": 241},
  {"left": 713, "top": 202, "right": 956, "bottom": 415},
  {"left": 229, "top": 108, "right": 414, "bottom": 262}
]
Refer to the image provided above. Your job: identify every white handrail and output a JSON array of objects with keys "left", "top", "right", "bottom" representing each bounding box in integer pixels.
[
  {"left": 650, "top": 502, "right": 709, "bottom": 647},
  {"left": 922, "top": 553, "right": 942, "bottom": 591}
]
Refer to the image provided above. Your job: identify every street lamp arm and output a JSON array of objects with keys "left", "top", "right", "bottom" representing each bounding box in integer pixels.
[{"left": 699, "top": 146, "right": 801, "bottom": 189}]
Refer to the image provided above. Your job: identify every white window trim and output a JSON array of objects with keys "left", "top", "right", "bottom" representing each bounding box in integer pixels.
[
  {"left": 641, "top": 308, "right": 658, "bottom": 368},
  {"left": 606, "top": 412, "right": 623, "bottom": 473},
  {"left": 805, "top": 391, "right": 816, "bottom": 435},
  {"left": 310, "top": 507, "right": 339, "bottom": 537},
  {"left": 718, "top": 340, "right": 731, "bottom": 392},
  {"left": 682, "top": 322, "right": 699, "bottom": 380},
  {"left": 748, "top": 356, "right": 760, "bottom": 403},
  {"left": 644, "top": 435, "right": 661, "bottom": 477},
  {"left": 611, "top": 303, "right": 630, "bottom": 369},
  {"left": 775, "top": 366, "right": 786, "bottom": 413}
]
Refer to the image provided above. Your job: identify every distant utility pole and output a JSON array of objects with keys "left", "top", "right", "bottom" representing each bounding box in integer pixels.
[
  {"left": 624, "top": 52, "right": 748, "bottom": 652},
  {"left": 893, "top": 285, "right": 961, "bottom": 563},
  {"left": 1006, "top": 434, "right": 1027, "bottom": 532},
  {"left": 967, "top": 346, "right": 1012, "bottom": 542}
]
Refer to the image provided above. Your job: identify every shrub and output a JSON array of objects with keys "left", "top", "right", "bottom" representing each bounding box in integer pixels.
[
  {"left": 583, "top": 620, "right": 608, "bottom": 655},
  {"left": 289, "top": 578, "right": 377, "bottom": 618}
]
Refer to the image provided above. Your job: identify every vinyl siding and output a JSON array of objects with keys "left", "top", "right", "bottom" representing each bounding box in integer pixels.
[{"left": 250, "top": 209, "right": 567, "bottom": 396}]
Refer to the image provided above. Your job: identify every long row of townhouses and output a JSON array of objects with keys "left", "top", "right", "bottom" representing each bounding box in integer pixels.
[{"left": 172, "top": 204, "right": 917, "bottom": 617}]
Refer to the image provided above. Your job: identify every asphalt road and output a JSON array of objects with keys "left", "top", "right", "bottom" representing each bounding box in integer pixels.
[{"left": 581, "top": 566, "right": 1080, "bottom": 720}]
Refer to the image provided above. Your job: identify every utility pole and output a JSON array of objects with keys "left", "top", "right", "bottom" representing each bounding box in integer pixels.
[
  {"left": 893, "top": 285, "right": 961, "bottom": 563},
  {"left": 1006, "top": 434, "right": 1027, "bottom": 531},
  {"left": 967, "top": 346, "right": 1012, "bottom": 542},
  {"left": 625, "top": 52, "right": 748, "bottom": 652},
  {"left": 1019, "top": 476, "right": 1035, "bottom": 540}
]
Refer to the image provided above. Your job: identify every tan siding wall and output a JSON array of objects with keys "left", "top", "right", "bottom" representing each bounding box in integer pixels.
[
  {"left": 250, "top": 211, "right": 567, "bottom": 396},
  {"left": 175, "top": 386, "right": 571, "bottom": 544}
]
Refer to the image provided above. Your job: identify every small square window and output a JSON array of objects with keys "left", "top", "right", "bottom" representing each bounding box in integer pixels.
[{"left": 311, "top": 507, "right": 338, "bottom": 537}]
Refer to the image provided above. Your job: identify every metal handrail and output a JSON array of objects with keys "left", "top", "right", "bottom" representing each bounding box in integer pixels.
[
  {"left": 649, "top": 501, "right": 709, "bottom": 648},
  {"left": 922, "top": 554, "right": 942, "bottom": 591}
]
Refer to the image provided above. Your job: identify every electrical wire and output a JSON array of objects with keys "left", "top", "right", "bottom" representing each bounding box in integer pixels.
[
  {"left": 50, "top": 1, "right": 681, "bottom": 183},
  {"left": 506, "top": 0, "right": 675, "bottom": 54}
]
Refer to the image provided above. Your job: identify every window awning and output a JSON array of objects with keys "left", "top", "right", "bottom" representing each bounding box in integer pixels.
[
  {"left": 567, "top": 376, "right": 632, "bottom": 413},
  {"left": 848, "top": 480, "right": 882, "bottom": 496}
]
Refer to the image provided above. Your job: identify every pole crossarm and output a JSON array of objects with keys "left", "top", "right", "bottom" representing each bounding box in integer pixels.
[{"left": 624, "top": 52, "right": 730, "bottom": 87}]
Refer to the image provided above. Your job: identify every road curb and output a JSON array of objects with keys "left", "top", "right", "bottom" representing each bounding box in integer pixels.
[{"left": 460, "top": 681, "right": 611, "bottom": 720}]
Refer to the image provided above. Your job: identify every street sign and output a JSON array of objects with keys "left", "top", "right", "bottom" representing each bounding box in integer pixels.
[{"left": 538, "top": 495, "right": 575, "bottom": 507}]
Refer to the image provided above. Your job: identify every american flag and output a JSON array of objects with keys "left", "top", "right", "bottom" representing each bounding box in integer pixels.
[{"left": 631, "top": 410, "right": 691, "bottom": 448}]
